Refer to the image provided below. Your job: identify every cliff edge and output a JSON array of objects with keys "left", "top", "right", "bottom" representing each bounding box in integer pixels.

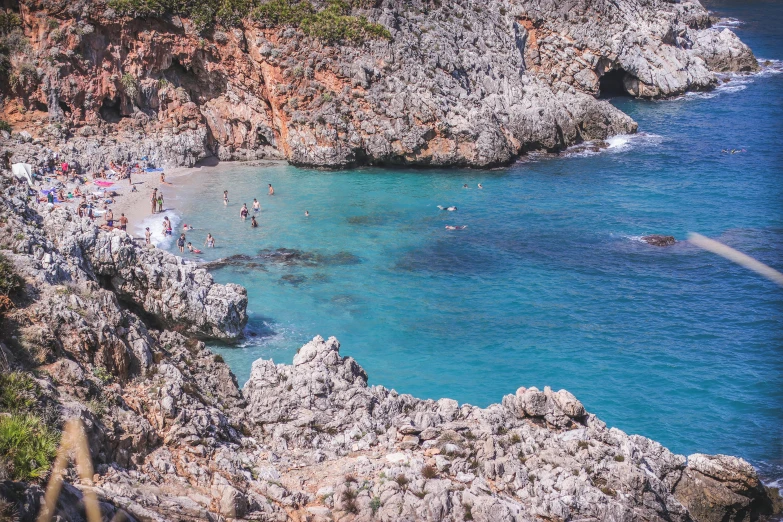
[{"left": 0, "top": 0, "right": 758, "bottom": 169}]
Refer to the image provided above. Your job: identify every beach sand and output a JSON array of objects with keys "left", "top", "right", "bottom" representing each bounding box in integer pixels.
[{"left": 111, "top": 160, "right": 286, "bottom": 244}]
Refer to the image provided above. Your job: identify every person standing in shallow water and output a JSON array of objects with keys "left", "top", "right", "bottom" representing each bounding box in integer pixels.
[
  {"left": 145, "top": 227, "right": 151, "bottom": 245},
  {"left": 240, "top": 203, "right": 249, "bottom": 220},
  {"left": 268, "top": 184, "right": 274, "bottom": 196},
  {"left": 157, "top": 192, "right": 164, "bottom": 213},
  {"left": 177, "top": 233, "right": 186, "bottom": 253},
  {"left": 223, "top": 190, "right": 229, "bottom": 205},
  {"left": 205, "top": 233, "right": 215, "bottom": 248},
  {"left": 253, "top": 199, "right": 260, "bottom": 212},
  {"left": 250, "top": 215, "right": 258, "bottom": 228}
]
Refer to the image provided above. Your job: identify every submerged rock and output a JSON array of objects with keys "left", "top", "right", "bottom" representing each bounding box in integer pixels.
[{"left": 642, "top": 234, "right": 677, "bottom": 247}]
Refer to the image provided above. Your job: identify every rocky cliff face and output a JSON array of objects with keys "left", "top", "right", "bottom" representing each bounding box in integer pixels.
[
  {"left": 0, "top": 0, "right": 757, "bottom": 169},
  {"left": 0, "top": 171, "right": 780, "bottom": 521}
]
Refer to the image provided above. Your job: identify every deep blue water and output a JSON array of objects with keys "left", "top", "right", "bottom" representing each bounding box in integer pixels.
[{"left": 157, "top": 1, "right": 783, "bottom": 483}]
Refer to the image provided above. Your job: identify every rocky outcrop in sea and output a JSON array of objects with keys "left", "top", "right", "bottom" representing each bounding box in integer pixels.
[
  {"left": 0, "top": 0, "right": 759, "bottom": 169},
  {"left": 0, "top": 170, "right": 780, "bottom": 521}
]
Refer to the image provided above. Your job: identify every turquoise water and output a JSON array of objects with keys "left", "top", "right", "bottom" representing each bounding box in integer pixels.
[{"left": 160, "top": 1, "right": 783, "bottom": 483}]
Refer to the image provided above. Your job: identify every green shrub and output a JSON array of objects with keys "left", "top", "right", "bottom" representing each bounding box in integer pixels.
[
  {"left": 0, "top": 253, "right": 22, "bottom": 297},
  {"left": 49, "top": 28, "right": 65, "bottom": 43},
  {"left": 255, "top": 0, "right": 391, "bottom": 43},
  {"left": 121, "top": 73, "right": 138, "bottom": 98},
  {"left": 0, "top": 120, "right": 10, "bottom": 133},
  {"left": 0, "top": 372, "right": 36, "bottom": 413},
  {"left": 107, "top": 0, "right": 391, "bottom": 43},
  {"left": 614, "top": 454, "right": 625, "bottom": 462},
  {"left": 0, "top": 414, "right": 59, "bottom": 481},
  {"left": 0, "top": 11, "right": 22, "bottom": 35},
  {"left": 369, "top": 495, "right": 381, "bottom": 515}
]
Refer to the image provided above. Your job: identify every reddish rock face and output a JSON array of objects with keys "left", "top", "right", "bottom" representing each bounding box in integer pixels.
[{"left": 0, "top": 0, "right": 756, "bottom": 169}]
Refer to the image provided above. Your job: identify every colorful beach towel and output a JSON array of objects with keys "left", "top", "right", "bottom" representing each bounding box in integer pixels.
[{"left": 94, "top": 180, "right": 114, "bottom": 187}]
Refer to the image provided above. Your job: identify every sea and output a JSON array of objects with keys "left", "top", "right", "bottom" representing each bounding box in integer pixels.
[{"left": 149, "top": 0, "right": 783, "bottom": 485}]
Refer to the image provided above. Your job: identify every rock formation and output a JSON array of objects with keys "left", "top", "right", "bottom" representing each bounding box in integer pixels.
[
  {"left": 0, "top": 0, "right": 758, "bottom": 169},
  {"left": 0, "top": 170, "right": 780, "bottom": 521},
  {"left": 642, "top": 234, "right": 677, "bottom": 247}
]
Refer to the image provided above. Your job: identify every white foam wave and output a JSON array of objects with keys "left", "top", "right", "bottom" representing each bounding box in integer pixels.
[
  {"left": 554, "top": 132, "right": 663, "bottom": 159},
  {"left": 607, "top": 132, "right": 664, "bottom": 153},
  {"left": 136, "top": 211, "right": 181, "bottom": 249},
  {"left": 676, "top": 58, "right": 780, "bottom": 102},
  {"left": 713, "top": 18, "right": 743, "bottom": 29}
]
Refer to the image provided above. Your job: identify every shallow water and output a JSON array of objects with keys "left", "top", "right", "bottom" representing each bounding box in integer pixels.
[{"left": 162, "top": 1, "right": 783, "bottom": 483}]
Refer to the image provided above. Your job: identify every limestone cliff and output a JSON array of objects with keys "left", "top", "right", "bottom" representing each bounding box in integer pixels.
[
  {"left": 0, "top": 0, "right": 757, "bottom": 169},
  {"left": 0, "top": 170, "right": 780, "bottom": 521}
]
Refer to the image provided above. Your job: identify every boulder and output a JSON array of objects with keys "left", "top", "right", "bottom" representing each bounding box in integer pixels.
[{"left": 642, "top": 235, "right": 677, "bottom": 247}]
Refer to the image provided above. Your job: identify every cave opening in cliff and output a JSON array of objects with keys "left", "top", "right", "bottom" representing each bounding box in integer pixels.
[
  {"left": 599, "top": 68, "right": 631, "bottom": 98},
  {"left": 99, "top": 97, "right": 123, "bottom": 123}
]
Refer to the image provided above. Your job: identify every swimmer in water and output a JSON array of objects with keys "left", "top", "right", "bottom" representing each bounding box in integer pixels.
[
  {"left": 463, "top": 184, "right": 468, "bottom": 188},
  {"left": 268, "top": 184, "right": 274, "bottom": 196},
  {"left": 253, "top": 199, "right": 260, "bottom": 212},
  {"left": 250, "top": 215, "right": 258, "bottom": 228},
  {"left": 240, "top": 203, "right": 249, "bottom": 220},
  {"left": 187, "top": 242, "right": 202, "bottom": 254},
  {"left": 477, "top": 183, "right": 483, "bottom": 189},
  {"left": 437, "top": 205, "right": 458, "bottom": 211},
  {"left": 305, "top": 210, "right": 309, "bottom": 217},
  {"left": 223, "top": 190, "right": 229, "bottom": 205},
  {"left": 445, "top": 225, "right": 468, "bottom": 230}
]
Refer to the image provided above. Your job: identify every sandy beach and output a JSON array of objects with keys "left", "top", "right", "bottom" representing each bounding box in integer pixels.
[
  {"left": 110, "top": 165, "right": 194, "bottom": 239},
  {"left": 110, "top": 160, "right": 287, "bottom": 245}
]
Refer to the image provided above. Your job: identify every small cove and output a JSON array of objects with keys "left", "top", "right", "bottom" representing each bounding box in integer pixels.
[{"left": 160, "top": 0, "right": 783, "bottom": 484}]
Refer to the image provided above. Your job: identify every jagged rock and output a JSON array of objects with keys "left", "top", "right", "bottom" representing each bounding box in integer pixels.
[
  {"left": 0, "top": 0, "right": 757, "bottom": 168},
  {"left": 0, "top": 164, "right": 780, "bottom": 521},
  {"left": 642, "top": 234, "right": 677, "bottom": 246},
  {"left": 40, "top": 206, "right": 247, "bottom": 339}
]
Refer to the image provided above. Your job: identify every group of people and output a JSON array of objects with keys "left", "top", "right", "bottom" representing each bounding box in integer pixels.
[{"left": 150, "top": 187, "right": 165, "bottom": 214}]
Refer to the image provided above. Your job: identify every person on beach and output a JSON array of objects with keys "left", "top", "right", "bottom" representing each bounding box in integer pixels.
[
  {"left": 87, "top": 204, "right": 95, "bottom": 221},
  {"left": 105, "top": 209, "right": 114, "bottom": 228},
  {"left": 160, "top": 172, "right": 166, "bottom": 184},
  {"left": 268, "top": 184, "right": 274, "bottom": 196},
  {"left": 145, "top": 227, "right": 151, "bottom": 245},
  {"left": 223, "top": 190, "right": 229, "bottom": 205},
  {"left": 157, "top": 193, "right": 164, "bottom": 213},
  {"left": 253, "top": 199, "right": 260, "bottom": 212},
  {"left": 151, "top": 189, "right": 158, "bottom": 214},
  {"left": 205, "top": 233, "right": 215, "bottom": 248},
  {"left": 128, "top": 172, "right": 132, "bottom": 186},
  {"left": 240, "top": 203, "right": 249, "bottom": 220},
  {"left": 177, "top": 233, "right": 186, "bottom": 253},
  {"left": 250, "top": 215, "right": 258, "bottom": 228},
  {"left": 118, "top": 213, "right": 128, "bottom": 231}
]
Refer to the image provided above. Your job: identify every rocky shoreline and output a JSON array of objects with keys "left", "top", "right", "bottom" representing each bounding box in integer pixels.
[
  {"left": 0, "top": 168, "right": 780, "bottom": 521},
  {"left": 0, "top": 0, "right": 758, "bottom": 170}
]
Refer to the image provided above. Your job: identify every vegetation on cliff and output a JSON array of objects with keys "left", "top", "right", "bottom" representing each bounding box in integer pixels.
[
  {"left": 0, "top": 373, "right": 59, "bottom": 482},
  {"left": 106, "top": 0, "right": 391, "bottom": 42}
]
